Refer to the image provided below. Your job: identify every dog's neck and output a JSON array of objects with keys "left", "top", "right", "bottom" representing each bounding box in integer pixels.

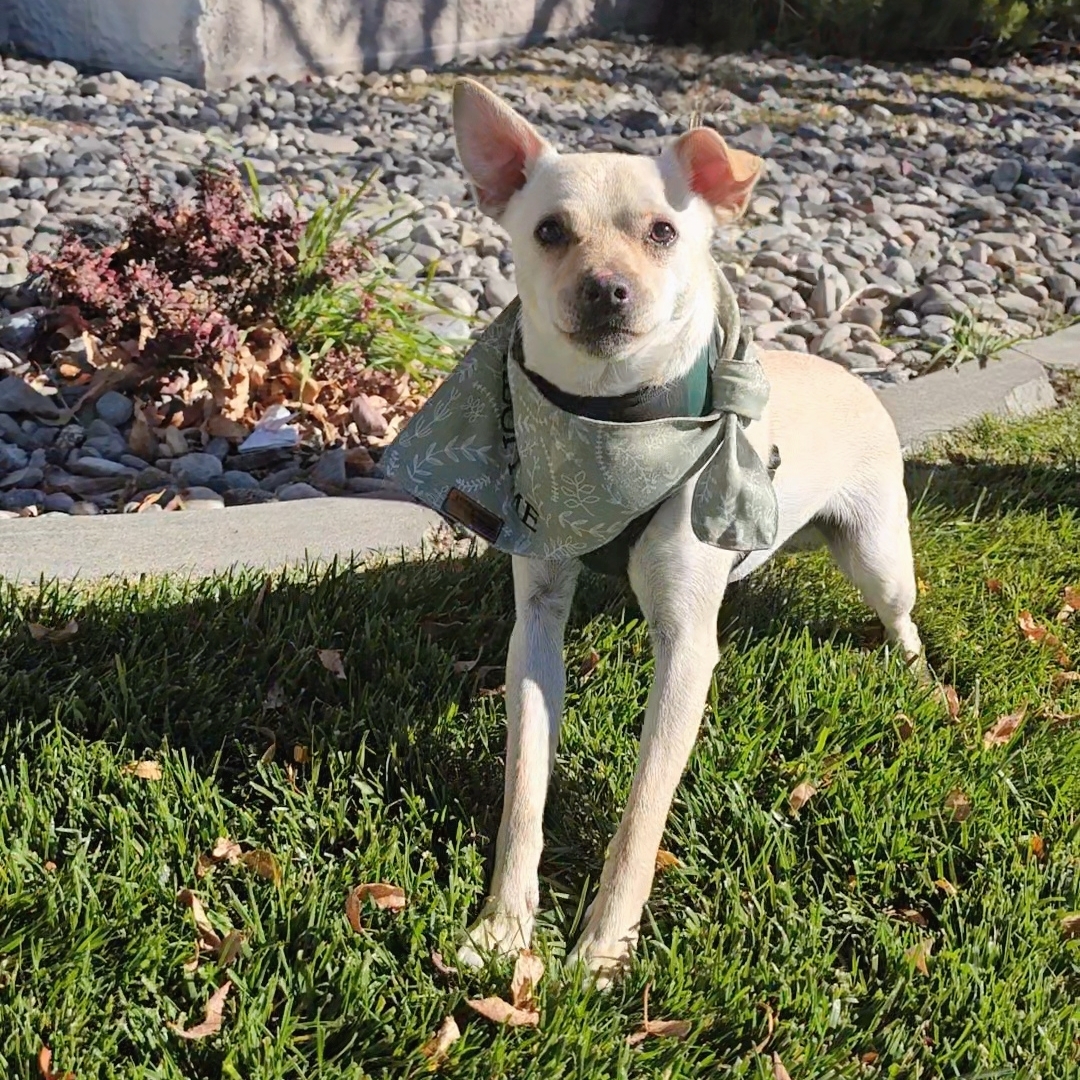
[{"left": 517, "top": 284, "right": 719, "bottom": 399}]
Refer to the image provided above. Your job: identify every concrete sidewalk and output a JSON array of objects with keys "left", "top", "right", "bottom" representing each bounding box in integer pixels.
[{"left": 1, "top": 324, "right": 1076, "bottom": 583}]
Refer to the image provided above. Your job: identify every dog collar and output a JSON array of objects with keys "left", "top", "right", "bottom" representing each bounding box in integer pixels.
[{"left": 381, "top": 271, "right": 779, "bottom": 564}]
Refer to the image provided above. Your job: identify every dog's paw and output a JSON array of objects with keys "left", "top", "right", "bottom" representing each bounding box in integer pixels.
[
  {"left": 565, "top": 933, "right": 635, "bottom": 991},
  {"left": 456, "top": 904, "right": 532, "bottom": 970}
]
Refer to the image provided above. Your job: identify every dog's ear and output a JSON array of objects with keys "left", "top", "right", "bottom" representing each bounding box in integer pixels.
[
  {"left": 666, "top": 128, "right": 762, "bottom": 220},
  {"left": 453, "top": 77, "right": 551, "bottom": 218}
]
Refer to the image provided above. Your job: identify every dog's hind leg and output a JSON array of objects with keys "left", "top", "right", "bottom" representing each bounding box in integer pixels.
[
  {"left": 458, "top": 555, "right": 580, "bottom": 968},
  {"left": 822, "top": 480, "right": 924, "bottom": 668}
]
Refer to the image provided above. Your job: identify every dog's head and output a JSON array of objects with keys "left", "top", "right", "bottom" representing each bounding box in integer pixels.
[{"left": 453, "top": 77, "right": 763, "bottom": 390}]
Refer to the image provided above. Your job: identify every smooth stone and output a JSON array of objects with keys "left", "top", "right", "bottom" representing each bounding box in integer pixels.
[
  {"left": 0, "top": 376, "right": 61, "bottom": 419},
  {"left": 310, "top": 448, "right": 347, "bottom": 489},
  {"left": 173, "top": 452, "right": 224, "bottom": 486},
  {"left": 277, "top": 481, "right": 327, "bottom": 501},
  {"left": 178, "top": 486, "right": 226, "bottom": 510},
  {"left": 94, "top": 390, "right": 134, "bottom": 426}
]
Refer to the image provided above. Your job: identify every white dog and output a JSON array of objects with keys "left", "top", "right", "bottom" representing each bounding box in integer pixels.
[{"left": 444, "top": 78, "right": 923, "bottom": 985}]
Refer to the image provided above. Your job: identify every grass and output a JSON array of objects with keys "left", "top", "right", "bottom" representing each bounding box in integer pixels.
[{"left": 2, "top": 401, "right": 1080, "bottom": 1079}]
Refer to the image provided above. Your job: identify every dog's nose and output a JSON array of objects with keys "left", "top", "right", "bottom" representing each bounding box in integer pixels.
[{"left": 579, "top": 273, "right": 633, "bottom": 319}]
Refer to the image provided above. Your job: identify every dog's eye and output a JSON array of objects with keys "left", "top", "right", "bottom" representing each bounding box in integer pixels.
[
  {"left": 534, "top": 217, "right": 567, "bottom": 246},
  {"left": 648, "top": 220, "right": 678, "bottom": 246}
]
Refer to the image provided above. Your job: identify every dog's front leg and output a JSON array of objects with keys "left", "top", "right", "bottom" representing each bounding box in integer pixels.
[
  {"left": 568, "top": 518, "right": 733, "bottom": 986},
  {"left": 458, "top": 555, "right": 579, "bottom": 968}
]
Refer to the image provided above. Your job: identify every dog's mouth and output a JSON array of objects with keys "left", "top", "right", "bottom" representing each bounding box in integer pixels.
[{"left": 562, "top": 319, "right": 642, "bottom": 358}]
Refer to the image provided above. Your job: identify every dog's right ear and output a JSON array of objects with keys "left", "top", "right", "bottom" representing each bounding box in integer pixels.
[{"left": 453, "top": 78, "right": 551, "bottom": 219}]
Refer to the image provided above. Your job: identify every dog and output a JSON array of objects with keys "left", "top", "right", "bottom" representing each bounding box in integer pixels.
[{"left": 447, "top": 77, "right": 923, "bottom": 986}]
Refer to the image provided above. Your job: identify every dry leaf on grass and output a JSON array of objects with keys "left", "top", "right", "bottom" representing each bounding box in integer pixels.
[
  {"left": 772, "top": 1052, "right": 793, "bottom": 1080},
  {"left": 896, "top": 713, "right": 915, "bottom": 741},
  {"left": 169, "top": 980, "right": 232, "bottom": 1040},
  {"left": 983, "top": 707, "right": 1025, "bottom": 748},
  {"left": 430, "top": 950, "right": 458, "bottom": 978},
  {"left": 1030, "top": 835, "right": 1046, "bottom": 862},
  {"left": 940, "top": 684, "right": 961, "bottom": 720},
  {"left": 196, "top": 837, "right": 242, "bottom": 878},
  {"left": 934, "top": 878, "right": 958, "bottom": 897},
  {"left": 466, "top": 995, "right": 540, "bottom": 1027},
  {"left": 345, "top": 882, "right": 406, "bottom": 933},
  {"left": 177, "top": 888, "right": 223, "bottom": 953},
  {"left": 1061, "top": 914, "right": 1080, "bottom": 939},
  {"left": 905, "top": 938, "right": 933, "bottom": 976},
  {"left": 217, "top": 929, "right": 245, "bottom": 967},
  {"left": 510, "top": 949, "right": 544, "bottom": 1011},
  {"left": 626, "top": 983, "right": 691, "bottom": 1046},
  {"left": 38, "top": 1046, "right": 74, "bottom": 1080},
  {"left": 292, "top": 744, "right": 310, "bottom": 764},
  {"left": 1052, "top": 671, "right": 1080, "bottom": 691},
  {"left": 240, "top": 849, "right": 282, "bottom": 886},
  {"left": 985, "top": 578, "right": 1003, "bottom": 594},
  {"left": 580, "top": 649, "right": 601, "bottom": 680},
  {"left": 890, "top": 908, "right": 929, "bottom": 928},
  {"left": 28, "top": 619, "right": 79, "bottom": 644},
  {"left": 1056, "top": 586, "right": 1080, "bottom": 622},
  {"left": 1018, "top": 611, "right": 1070, "bottom": 667},
  {"left": 122, "top": 760, "right": 163, "bottom": 781},
  {"left": 860, "top": 1050, "right": 880, "bottom": 1066},
  {"left": 655, "top": 849, "right": 680, "bottom": 872},
  {"left": 752, "top": 1001, "right": 777, "bottom": 1053},
  {"left": 318, "top": 648, "right": 346, "bottom": 679},
  {"left": 944, "top": 788, "right": 972, "bottom": 822},
  {"left": 788, "top": 782, "right": 817, "bottom": 815},
  {"left": 420, "top": 1015, "right": 461, "bottom": 1070}
]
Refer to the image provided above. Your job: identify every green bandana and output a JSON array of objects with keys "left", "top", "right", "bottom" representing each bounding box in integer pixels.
[{"left": 382, "top": 271, "right": 779, "bottom": 565}]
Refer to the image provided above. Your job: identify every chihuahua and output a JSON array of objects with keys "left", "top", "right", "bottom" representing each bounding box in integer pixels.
[{"left": 448, "top": 77, "right": 923, "bottom": 985}]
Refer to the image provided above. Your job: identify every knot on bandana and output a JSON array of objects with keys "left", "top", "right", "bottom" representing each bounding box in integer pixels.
[{"left": 381, "top": 272, "right": 779, "bottom": 562}]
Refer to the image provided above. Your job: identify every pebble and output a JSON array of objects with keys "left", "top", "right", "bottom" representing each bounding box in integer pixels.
[
  {"left": 173, "top": 452, "right": 224, "bottom": 486},
  {"left": 94, "top": 390, "right": 134, "bottom": 426},
  {"left": 277, "top": 481, "right": 326, "bottom": 501}
]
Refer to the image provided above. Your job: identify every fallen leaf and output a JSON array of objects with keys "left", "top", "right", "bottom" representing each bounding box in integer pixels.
[
  {"left": 420, "top": 1014, "right": 461, "bottom": 1070},
  {"left": 985, "top": 578, "right": 1003, "bottom": 594},
  {"left": 940, "top": 684, "right": 961, "bottom": 719},
  {"left": 1056, "top": 585, "right": 1080, "bottom": 622},
  {"left": 430, "top": 950, "right": 458, "bottom": 978},
  {"left": 1062, "top": 913, "right": 1080, "bottom": 939},
  {"left": 28, "top": 619, "right": 79, "bottom": 644},
  {"left": 217, "top": 929, "right": 245, "bottom": 967},
  {"left": 944, "top": 788, "right": 971, "bottom": 822},
  {"left": 318, "top": 648, "right": 346, "bottom": 679},
  {"left": 772, "top": 1052, "right": 792, "bottom": 1080},
  {"left": 38, "top": 1046, "right": 74, "bottom": 1080},
  {"left": 752, "top": 1001, "right": 777, "bottom": 1053},
  {"left": 44, "top": 861, "right": 57, "bottom": 873},
  {"left": 896, "top": 713, "right": 915, "bottom": 741},
  {"left": 860, "top": 1050, "right": 880, "bottom": 1065},
  {"left": 626, "top": 983, "right": 691, "bottom": 1046},
  {"left": 346, "top": 881, "right": 407, "bottom": 932},
  {"left": 240, "top": 849, "right": 282, "bottom": 886},
  {"left": 177, "top": 888, "right": 223, "bottom": 951},
  {"left": 135, "top": 489, "right": 166, "bottom": 513},
  {"left": 891, "top": 907, "right": 928, "bottom": 927},
  {"left": 1052, "top": 671, "right": 1080, "bottom": 690},
  {"left": 123, "top": 760, "right": 163, "bottom": 781},
  {"left": 580, "top": 649, "right": 601, "bottom": 680},
  {"left": 293, "top": 744, "right": 310, "bottom": 764},
  {"left": 655, "top": 849, "right": 680, "bottom": 872},
  {"left": 169, "top": 980, "right": 232, "bottom": 1040},
  {"left": 1030, "top": 835, "right": 1046, "bottom": 862},
  {"left": 983, "top": 707, "right": 1025, "bottom": 748},
  {"left": 934, "top": 878, "right": 958, "bottom": 897},
  {"left": 917, "top": 577, "right": 929, "bottom": 595},
  {"left": 788, "top": 782, "right": 817, "bottom": 815},
  {"left": 510, "top": 949, "right": 544, "bottom": 1010},
  {"left": 466, "top": 996, "right": 540, "bottom": 1027},
  {"left": 905, "top": 937, "right": 933, "bottom": 976},
  {"left": 212, "top": 837, "right": 243, "bottom": 863},
  {"left": 1018, "top": 610, "right": 1070, "bottom": 667}
]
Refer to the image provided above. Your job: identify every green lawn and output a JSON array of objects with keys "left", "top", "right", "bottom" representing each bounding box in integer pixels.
[{"left": 2, "top": 402, "right": 1080, "bottom": 1080}]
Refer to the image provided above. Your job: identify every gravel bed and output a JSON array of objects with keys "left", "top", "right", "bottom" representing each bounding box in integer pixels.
[{"left": 0, "top": 38, "right": 1078, "bottom": 517}]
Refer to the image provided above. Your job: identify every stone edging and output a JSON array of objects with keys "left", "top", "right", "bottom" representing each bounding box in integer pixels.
[{"left": 0, "top": 324, "right": 1076, "bottom": 583}]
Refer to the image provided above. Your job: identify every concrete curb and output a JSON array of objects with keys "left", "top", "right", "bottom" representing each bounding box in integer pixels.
[{"left": 1, "top": 324, "right": 1077, "bottom": 583}]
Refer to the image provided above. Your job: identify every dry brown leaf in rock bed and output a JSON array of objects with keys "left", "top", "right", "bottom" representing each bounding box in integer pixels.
[
  {"left": 38, "top": 1046, "right": 75, "bottom": 1080},
  {"left": 788, "top": 782, "right": 817, "bottom": 815},
  {"left": 626, "top": 983, "right": 691, "bottom": 1046},
  {"left": 944, "top": 788, "right": 972, "bottom": 822},
  {"left": 1018, "top": 610, "right": 1070, "bottom": 667},
  {"left": 420, "top": 1015, "right": 461, "bottom": 1070},
  {"left": 1056, "top": 586, "right": 1080, "bottom": 622},
  {"left": 655, "top": 849, "right": 681, "bottom": 873},
  {"left": 466, "top": 996, "right": 540, "bottom": 1027},
  {"left": 318, "top": 648, "right": 346, "bottom": 679},
  {"left": 905, "top": 938, "right": 934, "bottom": 977},
  {"left": 346, "top": 882, "right": 407, "bottom": 933},
  {"left": 771, "top": 1052, "right": 792, "bottom": 1080},
  {"left": 1061, "top": 913, "right": 1080, "bottom": 939},
  {"left": 28, "top": 619, "right": 79, "bottom": 644},
  {"left": 122, "top": 760, "right": 162, "bottom": 781},
  {"left": 169, "top": 980, "right": 232, "bottom": 1040},
  {"left": 983, "top": 707, "right": 1026, "bottom": 748}
]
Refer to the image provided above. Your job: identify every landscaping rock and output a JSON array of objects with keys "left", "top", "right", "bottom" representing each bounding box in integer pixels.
[
  {"left": 0, "top": 377, "right": 61, "bottom": 419},
  {"left": 277, "top": 482, "right": 326, "bottom": 501},
  {"left": 173, "top": 452, "right": 224, "bottom": 486},
  {"left": 94, "top": 391, "right": 135, "bottom": 427}
]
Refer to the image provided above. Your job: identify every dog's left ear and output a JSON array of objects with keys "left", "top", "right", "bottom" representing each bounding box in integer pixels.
[{"left": 665, "top": 128, "right": 762, "bottom": 220}]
